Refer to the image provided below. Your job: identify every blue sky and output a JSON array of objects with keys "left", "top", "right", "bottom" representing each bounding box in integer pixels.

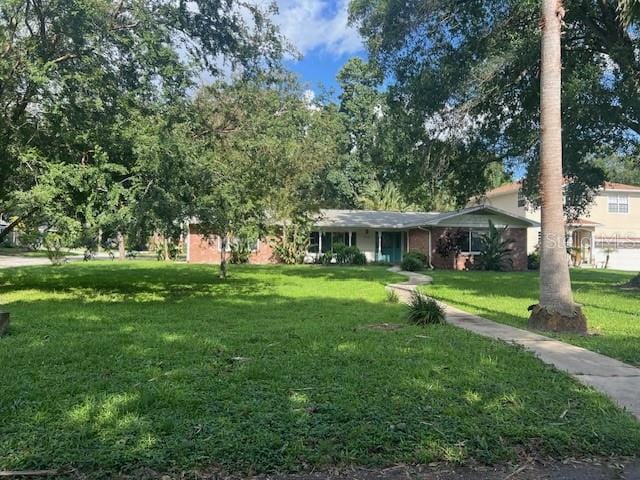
[{"left": 271, "top": 0, "right": 366, "bottom": 95}]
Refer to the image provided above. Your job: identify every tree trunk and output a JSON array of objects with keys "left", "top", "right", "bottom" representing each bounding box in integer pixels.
[
  {"left": 117, "top": 231, "right": 126, "bottom": 260},
  {"left": 163, "top": 237, "right": 169, "bottom": 261},
  {"left": 97, "top": 228, "right": 102, "bottom": 253},
  {"left": 219, "top": 235, "right": 228, "bottom": 279},
  {"left": 528, "top": 0, "right": 587, "bottom": 333}
]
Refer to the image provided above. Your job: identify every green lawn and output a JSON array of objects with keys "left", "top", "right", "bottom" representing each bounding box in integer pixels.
[
  {"left": 1, "top": 263, "right": 639, "bottom": 478},
  {"left": 423, "top": 269, "right": 640, "bottom": 366}
]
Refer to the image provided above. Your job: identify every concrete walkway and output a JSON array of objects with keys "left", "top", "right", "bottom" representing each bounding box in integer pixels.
[{"left": 386, "top": 267, "right": 640, "bottom": 420}]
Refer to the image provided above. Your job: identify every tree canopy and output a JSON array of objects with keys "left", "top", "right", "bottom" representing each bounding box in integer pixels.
[{"left": 349, "top": 0, "right": 640, "bottom": 213}]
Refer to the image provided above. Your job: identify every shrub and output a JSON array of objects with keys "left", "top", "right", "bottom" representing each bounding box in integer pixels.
[
  {"left": 406, "top": 291, "right": 445, "bottom": 325},
  {"left": 401, "top": 255, "right": 424, "bottom": 272},
  {"left": 325, "top": 244, "right": 367, "bottom": 266},
  {"left": 405, "top": 250, "right": 428, "bottom": 264},
  {"left": 386, "top": 289, "right": 400, "bottom": 304},
  {"left": 527, "top": 251, "right": 540, "bottom": 270},
  {"left": 352, "top": 251, "right": 367, "bottom": 265},
  {"left": 230, "top": 240, "right": 252, "bottom": 264},
  {"left": 319, "top": 253, "right": 333, "bottom": 265},
  {"left": 473, "top": 220, "right": 514, "bottom": 271}
]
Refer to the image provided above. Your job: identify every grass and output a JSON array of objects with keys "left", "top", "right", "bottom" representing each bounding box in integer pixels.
[
  {"left": 422, "top": 269, "right": 640, "bottom": 366},
  {"left": 1, "top": 262, "right": 639, "bottom": 478}
]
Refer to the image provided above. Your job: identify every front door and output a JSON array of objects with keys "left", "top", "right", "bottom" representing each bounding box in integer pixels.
[{"left": 380, "top": 232, "right": 403, "bottom": 263}]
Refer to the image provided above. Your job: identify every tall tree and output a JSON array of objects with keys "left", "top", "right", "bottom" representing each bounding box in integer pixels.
[
  {"left": 0, "top": 0, "right": 285, "bottom": 243},
  {"left": 528, "top": 0, "right": 587, "bottom": 332},
  {"left": 349, "top": 0, "right": 639, "bottom": 213},
  {"left": 191, "top": 77, "right": 344, "bottom": 277}
]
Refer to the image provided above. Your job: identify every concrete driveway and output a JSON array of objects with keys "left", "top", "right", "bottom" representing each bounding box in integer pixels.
[{"left": 0, "top": 256, "right": 52, "bottom": 268}]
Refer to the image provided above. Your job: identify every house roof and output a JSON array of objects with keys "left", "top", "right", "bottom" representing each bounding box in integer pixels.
[
  {"left": 602, "top": 181, "right": 640, "bottom": 192},
  {"left": 483, "top": 180, "right": 640, "bottom": 198},
  {"left": 483, "top": 182, "right": 523, "bottom": 197},
  {"left": 314, "top": 205, "right": 539, "bottom": 229},
  {"left": 313, "top": 209, "right": 441, "bottom": 229}
]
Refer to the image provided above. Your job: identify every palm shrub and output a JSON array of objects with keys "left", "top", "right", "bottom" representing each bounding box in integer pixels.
[
  {"left": 474, "top": 220, "right": 514, "bottom": 271},
  {"left": 406, "top": 291, "right": 445, "bottom": 325}
]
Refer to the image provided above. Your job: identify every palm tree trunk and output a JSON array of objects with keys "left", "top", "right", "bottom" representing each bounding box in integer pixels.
[{"left": 528, "top": 0, "right": 587, "bottom": 333}]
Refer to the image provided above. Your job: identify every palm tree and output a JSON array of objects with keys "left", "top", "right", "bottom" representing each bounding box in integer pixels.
[
  {"left": 618, "top": 0, "right": 640, "bottom": 27},
  {"left": 528, "top": 0, "right": 587, "bottom": 333}
]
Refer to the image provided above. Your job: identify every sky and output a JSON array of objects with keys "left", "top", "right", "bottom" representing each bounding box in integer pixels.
[{"left": 272, "top": 0, "right": 366, "bottom": 95}]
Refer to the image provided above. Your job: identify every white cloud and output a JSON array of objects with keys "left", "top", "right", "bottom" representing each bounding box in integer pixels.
[{"left": 271, "top": 0, "right": 363, "bottom": 57}]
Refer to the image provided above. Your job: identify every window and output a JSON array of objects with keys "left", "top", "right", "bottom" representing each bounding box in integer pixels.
[
  {"left": 219, "top": 236, "right": 258, "bottom": 252},
  {"left": 517, "top": 190, "right": 526, "bottom": 208},
  {"left": 310, "top": 232, "right": 356, "bottom": 253},
  {"left": 309, "top": 232, "right": 320, "bottom": 253},
  {"left": 608, "top": 194, "right": 629, "bottom": 214},
  {"left": 456, "top": 229, "right": 488, "bottom": 253}
]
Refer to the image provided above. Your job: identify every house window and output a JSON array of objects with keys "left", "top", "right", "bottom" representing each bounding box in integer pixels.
[
  {"left": 219, "top": 236, "right": 258, "bottom": 252},
  {"left": 456, "top": 229, "right": 488, "bottom": 254},
  {"left": 350, "top": 232, "right": 357, "bottom": 247},
  {"left": 608, "top": 194, "right": 629, "bottom": 214},
  {"left": 517, "top": 190, "right": 526, "bottom": 208},
  {"left": 309, "top": 232, "right": 320, "bottom": 253}
]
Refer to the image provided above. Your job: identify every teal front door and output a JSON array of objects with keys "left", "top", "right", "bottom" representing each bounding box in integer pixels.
[{"left": 379, "top": 232, "right": 403, "bottom": 263}]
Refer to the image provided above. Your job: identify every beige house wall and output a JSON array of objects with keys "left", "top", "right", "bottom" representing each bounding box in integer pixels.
[{"left": 479, "top": 188, "right": 640, "bottom": 270}]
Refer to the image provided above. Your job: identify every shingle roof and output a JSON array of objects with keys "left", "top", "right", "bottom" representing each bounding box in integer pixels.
[
  {"left": 314, "top": 210, "right": 441, "bottom": 229},
  {"left": 484, "top": 180, "right": 640, "bottom": 198},
  {"left": 603, "top": 181, "right": 640, "bottom": 192},
  {"left": 314, "top": 206, "right": 539, "bottom": 229}
]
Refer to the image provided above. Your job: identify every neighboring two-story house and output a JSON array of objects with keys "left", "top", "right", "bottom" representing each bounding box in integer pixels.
[{"left": 472, "top": 181, "right": 640, "bottom": 271}]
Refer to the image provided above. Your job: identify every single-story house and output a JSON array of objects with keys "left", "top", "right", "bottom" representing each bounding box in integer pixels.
[{"left": 186, "top": 205, "right": 539, "bottom": 270}]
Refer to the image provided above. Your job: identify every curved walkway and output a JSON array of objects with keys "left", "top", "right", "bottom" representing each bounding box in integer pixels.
[{"left": 386, "top": 267, "right": 640, "bottom": 420}]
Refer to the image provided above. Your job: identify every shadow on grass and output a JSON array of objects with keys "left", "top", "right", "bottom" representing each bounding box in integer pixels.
[{"left": 1, "top": 264, "right": 639, "bottom": 476}]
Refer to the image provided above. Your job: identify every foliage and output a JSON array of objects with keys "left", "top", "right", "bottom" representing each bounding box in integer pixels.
[
  {"left": 435, "top": 230, "right": 465, "bottom": 262},
  {"left": 0, "top": 0, "right": 285, "bottom": 246},
  {"left": 473, "top": 221, "right": 514, "bottom": 272},
  {"left": 272, "top": 216, "right": 314, "bottom": 265},
  {"left": 528, "top": 252, "right": 541, "bottom": 271},
  {"left": 406, "top": 291, "right": 445, "bottom": 325},
  {"left": 350, "top": 0, "right": 640, "bottom": 214},
  {"left": 385, "top": 288, "right": 400, "bottom": 303},
  {"left": 333, "top": 244, "right": 367, "bottom": 265},
  {"left": 401, "top": 255, "right": 424, "bottom": 272},
  {"left": 358, "top": 179, "right": 418, "bottom": 211},
  {"left": 405, "top": 250, "right": 428, "bottom": 265},
  {"left": 229, "top": 240, "right": 254, "bottom": 265},
  {"left": 192, "top": 77, "right": 345, "bottom": 276}
]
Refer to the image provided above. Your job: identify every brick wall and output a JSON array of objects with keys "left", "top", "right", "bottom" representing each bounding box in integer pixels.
[
  {"left": 427, "top": 226, "right": 528, "bottom": 271},
  {"left": 187, "top": 225, "right": 276, "bottom": 264}
]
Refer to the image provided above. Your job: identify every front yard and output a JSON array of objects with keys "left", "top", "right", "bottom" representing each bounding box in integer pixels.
[
  {"left": 423, "top": 269, "right": 640, "bottom": 366},
  {"left": 1, "top": 263, "right": 639, "bottom": 477}
]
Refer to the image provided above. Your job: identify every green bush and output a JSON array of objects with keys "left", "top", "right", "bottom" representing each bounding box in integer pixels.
[
  {"left": 527, "top": 251, "right": 540, "bottom": 270},
  {"left": 324, "top": 244, "right": 367, "bottom": 266},
  {"left": 401, "top": 255, "right": 424, "bottom": 272},
  {"left": 405, "top": 250, "right": 428, "bottom": 264},
  {"left": 406, "top": 291, "right": 445, "bottom": 325},
  {"left": 385, "top": 289, "right": 400, "bottom": 304},
  {"left": 352, "top": 251, "right": 367, "bottom": 265},
  {"left": 473, "top": 220, "right": 514, "bottom": 271}
]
